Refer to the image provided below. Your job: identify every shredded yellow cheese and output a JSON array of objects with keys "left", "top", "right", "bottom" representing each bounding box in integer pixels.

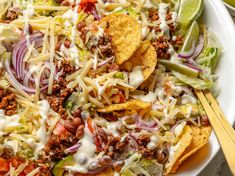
[
  {"left": 14, "top": 162, "right": 28, "bottom": 176},
  {"left": 48, "top": 19, "right": 55, "bottom": 94},
  {"left": 80, "top": 59, "right": 93, "bottom": 79},
  {"left": 26, "top": 167, "right": 40, "bottom": 176},
  {"left": 42, "top": 23, "right": 49, "bottom": 54},
  {"left": 32, "top": 6, "right": 69, "bottom": 11},
  {"left": 23, "top": 42, "right": 35, "bottom": 62},
  {"left": 88, "top": 95, "right": 105, "bottom": 108},
  {"left": 28, "top": 53, "right": 50, "bottom": 64}
]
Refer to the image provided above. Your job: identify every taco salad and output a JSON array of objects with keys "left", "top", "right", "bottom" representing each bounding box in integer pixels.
[{"left": 0, "top": 0, "right": 221, "bottom": 175}]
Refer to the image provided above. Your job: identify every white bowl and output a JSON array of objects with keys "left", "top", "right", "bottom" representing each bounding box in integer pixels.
[
  {"left": 224, "top": 2, "right": 235, "bottom": 16},
  {"left": 176, "top": 0, "right": 235, "bottom": 175}
]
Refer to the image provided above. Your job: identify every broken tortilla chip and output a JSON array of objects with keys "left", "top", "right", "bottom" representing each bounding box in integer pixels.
[
  {"left": 164, "top": 125, "right": 193, "bottom": 175},
  {"left": 170, "top": 125, "right": 212, "bottom": 173},
  {"left": 97, "top": 100, "right": 151, "bottom": 113},
  {"left": 120, "top": 40, "right": 157, "bottom": 82},
  {"left": 99, "top": 14, "right": 141, "bottom": 65}
]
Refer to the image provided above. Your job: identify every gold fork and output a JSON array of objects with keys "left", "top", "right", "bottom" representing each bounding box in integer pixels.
[{"left": 195, "top": 89, "right": 235, "bottom": 175}]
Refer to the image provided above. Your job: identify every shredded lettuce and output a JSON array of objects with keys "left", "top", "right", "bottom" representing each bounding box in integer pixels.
[
  {"left": 121, "top": 153, "right": 163, "bottom": 176},
  {"left": 173, "top": 71, "right": 213, "bottom": 90},
  {"left": 196, "top": 30, "right": 222, "bottom": 74}
]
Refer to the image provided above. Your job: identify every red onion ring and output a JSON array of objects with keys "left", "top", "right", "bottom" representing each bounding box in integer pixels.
[
  {"left": 136, "top": 116, "right": 158, "bottom": 131},
  {"left": 65, "top": 143, "right": 82, "bottom": 153},
  {"left": 97, "top": 56, "right": 114, "bottom": 67},
  {"left": 178, "top": 41, "right": 196, "bottom": 59},
  {"left": 6, "top": 58, "right": 36, "bottom": 93},
  {"left": 6, "top": 58, "right": 48, "bottom": 93},
  {"left": 191, "top": 35, "right": 204, "bottom": 60},
  {"left": 12, "top": 33, "right": 43, "bottom": 80},
  {"left": 185, "top": 63, "right": 203, "bottom": 72}
]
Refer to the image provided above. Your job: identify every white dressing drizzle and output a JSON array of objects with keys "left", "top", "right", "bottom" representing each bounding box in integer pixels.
[{"left": 158, "top": 3, "right": 170, "bottom": 39}]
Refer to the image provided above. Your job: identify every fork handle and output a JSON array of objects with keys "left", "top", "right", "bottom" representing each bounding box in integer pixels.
[{"left": 195, "top": 90, "right": 235, "bottom": 175}]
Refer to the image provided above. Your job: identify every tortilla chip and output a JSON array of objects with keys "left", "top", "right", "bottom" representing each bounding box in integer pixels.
[
  {"left": 97, "top": 100, "right": 151, "bottom": 113},
  {"left": 99, "top": 14, "right": 141, "bottom": 65},
  {"left": 170, "top": 125, "right": 212, "bottom": 173},
  {"left": 120, "top": 40, "right": 157, "bottom": 82},
  {"left": 164, "top": 125, "right": 193, "bottom": 175}
]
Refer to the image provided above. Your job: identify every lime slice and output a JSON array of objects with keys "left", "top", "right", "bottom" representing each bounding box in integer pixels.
[
  {"left": 178, "top": 0, "right": 204, "bottom": 27},
  {"left": 181, "top": 21, "right": 199, "bottom": 52}
]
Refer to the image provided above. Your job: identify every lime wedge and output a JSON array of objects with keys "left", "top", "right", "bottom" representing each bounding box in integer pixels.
[
  {"left": 181, "top": 21, "right": 199, "bottom": 52},
  {"left": 178, "top": 0, "right": 204, "bottom": 27}
]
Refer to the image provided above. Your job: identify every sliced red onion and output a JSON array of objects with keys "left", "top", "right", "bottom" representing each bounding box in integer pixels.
[
  {"left": 97, "top": 56, "right": 114, "bottom": 67},
  {"left": 191, "top": 35, "right": 204, "bottom": 60},
  {"left": 65, "top": 143, "right": 82, "bottom": 153},
  {"left": 89, "top": 5, "right": 100, "bottom": 21},
  {"left": 12, "top": 33, "right": 43, "bottom": 80},
  {"left": 185, "top": 63, "right": 202, "bottom": 72},
  {"left": 136, "top": 116, "right": 158, "bottom": 131},
  {"left": 6, "top": 59, "right": 48, "bottom": 93},
  {"left": 54, "top": 69, "right": 64, "bottom": 81},
  {"left": 178, "top": 41, "right": 196, "bottom": 59},
  {"left": 23, "top": 70, "right": 34, "bottom": 87},
  {"left": 5, "top": 58, "right": 36, "bottom": 93}
]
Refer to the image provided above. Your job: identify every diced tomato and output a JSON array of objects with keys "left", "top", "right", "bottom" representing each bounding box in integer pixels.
[
  {"left": 78, "top": 0, "right": 98, "bottom": 14},
  {"left": 118, "top": 91, "right": 126, "bottom": 103},
  {"left": 9, "top": 157, "right": 24, "bottom": 168},
  {"left": 87, "top": 118, "right": 94, "bottom": 134},
  {"left": 87, "top": 118, "right": 102, "bottom": 151},
  {"left": 112, "top": 91, "right": 126, "bottom": 104},
  {"left": 53, "top": 122, "right": 68, "bottom": 135},
  {"left": 0, "top": 158, "right": 10, "bottom": 173},
  {"left": 164, "top": 81, "right": 172, "bottom": 95}
]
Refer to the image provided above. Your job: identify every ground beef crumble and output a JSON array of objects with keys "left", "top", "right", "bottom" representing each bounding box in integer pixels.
[
  {"left": 47, "top": 60, "right": 75, "bottom": 119},
  {"left": 149, "top": 9, "right": 183, "bottom": 59},
  {"left": 0, "top": 89, "right": 17, "bottom": 115},
  {"left": 43, "top": 109, "right": 84, "bottom": 162},
  {"left": 44, "top": 60, "right": 86, "bottom": 162},
  {"left": 152, "top": 36, "right": 171, "bottom": 59},
  {"left": 6, "top": 8, "right": 19, "bottom": 21},
  {"left": 77, "top": 22, "right": 115, "bottom": 59}
]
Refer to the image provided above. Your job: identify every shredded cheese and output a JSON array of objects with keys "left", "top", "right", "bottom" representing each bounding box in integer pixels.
[
  {"left": 23, "top": 42, "right": 35, "bottom": 62},
  {"left": 47, "top": 64, "right": 55, "bottom": 95},
  {"left": 28, "top": 53, "right": 50, "bottom": 63},
  {"left": 42, "top": 23, "right": 49, "bottom": 54},
  {"left": 80, "top": 59, "right": 93, "bottom": 79},
  {"left": 32, "top": 6, "right": 69, "bottom": 11},
  {"left": 14, "top": 162, "right": 28, "bottom": 175},
  {"left": 88, "top": 95, "right": 105, "bottom": 108},
  {"left": 26, "top": 167, "right": 40, "bottom": 176}
]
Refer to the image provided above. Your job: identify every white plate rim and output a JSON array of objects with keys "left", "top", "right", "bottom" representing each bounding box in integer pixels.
[{"left": 176, "top": 0, "right": 235, "bottom": 175}]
